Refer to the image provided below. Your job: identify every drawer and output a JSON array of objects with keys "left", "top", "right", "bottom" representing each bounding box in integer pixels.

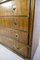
[
  {"left": 0, "top": 0, "right": 29, "bottom": 16},
  {"left": 0, "top": 35, "right": 30, "bottom": 58},
  {"left": 0, "top": 29, "right": 19, "bottom": 40},
  {"left": 0, "top": 17, "right": 28, "bottom": 31},
  {"left": 0, "top": 29, "right": 28, "bottom": 45}
]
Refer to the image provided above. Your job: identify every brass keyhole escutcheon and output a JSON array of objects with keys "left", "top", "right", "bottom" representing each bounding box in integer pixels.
[
  {"left": 14, "top": 22, "right": 17, "bottom": 25},
  {"left": 17, "top": 47, "right": 20, "bottom": 50},
  {"left": 13, "top": 8, "right": 16, "bottom": 11},
  {"left": 16, "top": 34, "right": 19, "bottom": 38}
]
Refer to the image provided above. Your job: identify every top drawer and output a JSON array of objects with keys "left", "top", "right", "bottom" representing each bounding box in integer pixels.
[{"left": 0, "top": 0, "right": 29, "bottom": 16}]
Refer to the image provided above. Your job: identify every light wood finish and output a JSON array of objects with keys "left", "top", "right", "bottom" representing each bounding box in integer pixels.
[
  {"left": 0, "top": 0, "right": 35, "bottom": 59},
  {"left": 0, "top": 29, "right": 28, "bottom": 45},
  {"left": 0, "top": 17, "right": 28, "bottom": 31},
  {"left": 0, "top": 0, "right": 29, "bottom": 16},
  {"left": 15, "top": 0, "right": 29, "bottom": 15}
]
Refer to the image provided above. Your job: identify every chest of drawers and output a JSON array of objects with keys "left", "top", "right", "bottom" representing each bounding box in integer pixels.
[{"left": 0, "top": 0, "right": 35, "bottom": 59}]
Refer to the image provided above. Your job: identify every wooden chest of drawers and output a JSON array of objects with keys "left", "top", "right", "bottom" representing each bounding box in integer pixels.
[{"left": 0, "top": 0, "right": 35, "bottom": 59}]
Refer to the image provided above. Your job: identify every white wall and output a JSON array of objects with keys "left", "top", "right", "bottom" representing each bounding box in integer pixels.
[{"left": 31, "top": 0, "right": 40, "bottom": 59}]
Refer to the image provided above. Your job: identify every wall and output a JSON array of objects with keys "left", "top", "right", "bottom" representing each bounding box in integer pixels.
[{"left": 31, "top": 0, "right": 40, "bottom": 59}]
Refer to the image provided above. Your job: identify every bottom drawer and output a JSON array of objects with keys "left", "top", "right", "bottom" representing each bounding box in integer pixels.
[{"left": 0, "top": 35, "right": 31, "bottom": 58}]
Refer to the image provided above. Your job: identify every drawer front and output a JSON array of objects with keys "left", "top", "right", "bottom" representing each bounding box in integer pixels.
[
  {"left": 0, "top": 35, "right": 30, "bottom": 58},
  {"left": 0, "top": 17, "right": 28, "bottom": 31},
  {"left": 0, "top": 0, "right": 29, "bottom": 16},
  {"left": 15, "top": 0, "right": 29, "bottom": 15},
  {"left": 0, "top": 29, "right": 28, "bottom": 45}
]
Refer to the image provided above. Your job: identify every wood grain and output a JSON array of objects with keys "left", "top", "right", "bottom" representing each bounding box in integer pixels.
[
  {"left": 0, "top": 35, "right": 29, "bottom": 58},
  {"left": 0, "top": 17, "right": 28, "bottom": 31},
  {"left": 0, "top": 0, "right": 35, "bottom": 59},
  {"left": 0, "top": 0, "right": 29, "bottom": 16}
]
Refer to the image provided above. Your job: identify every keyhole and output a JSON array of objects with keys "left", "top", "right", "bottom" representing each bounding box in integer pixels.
[
  {"left": 14, "top": 22, "right": 17, "bottom": 25},
  {"left": 13, "top": 8, "right": 16, "bottom": 11},
  {"left": 16, "top": 34, "right": 18, "bottom": 38},
  {"left": 17, "top": 47, "right": 20, "bottom": 50}
]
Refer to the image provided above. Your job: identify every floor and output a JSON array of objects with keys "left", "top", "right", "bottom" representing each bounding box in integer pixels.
[{"left": 0, "top": 44, "right": 24, "bottom": 60}]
